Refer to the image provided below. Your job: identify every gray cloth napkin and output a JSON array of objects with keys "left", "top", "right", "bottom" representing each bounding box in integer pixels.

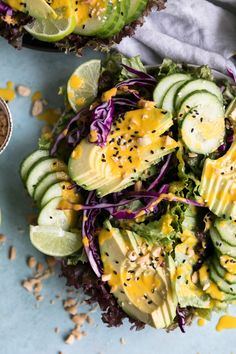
[{"left": 117, "top": 0, "right": 236, "bottom": 76}]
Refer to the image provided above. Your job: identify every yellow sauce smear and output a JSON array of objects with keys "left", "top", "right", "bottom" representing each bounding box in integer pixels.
[
  {"left": 0, "top": 81, "right": 15, "bottom": 102},
  {"left": 216, "top": 315, "right": 236, "bottom": 332},
  {"left": 37, "top": 108, "right": 61, "bottom": 125},
  {"left": 32, "top": 91, "right": 42, "bottom": 102},
  {"left": 197, "top": 318, "right": 206, "bottom": 327},
  {"left": 69, "top": 75, "right": 84, "bottom": 90}
]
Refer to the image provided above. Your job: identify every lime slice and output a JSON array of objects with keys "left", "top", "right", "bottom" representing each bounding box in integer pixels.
[
  {"left": 67, "top": 60, "right": 101, "bottom": 112},
  {"left": 24, "top": 13, "right": 76, "bottom": 42},
  {"left": 30, "top": 225, "right": 82, "bottom": 257}
]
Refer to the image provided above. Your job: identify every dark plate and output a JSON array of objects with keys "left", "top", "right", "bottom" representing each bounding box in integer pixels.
[{"left": 22, "top": 34, "right": 59, "bottom": 52}]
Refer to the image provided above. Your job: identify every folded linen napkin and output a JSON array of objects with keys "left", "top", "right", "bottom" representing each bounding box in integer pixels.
[{"left": 118, "top": 0, "right": 236, "bottom": 77}]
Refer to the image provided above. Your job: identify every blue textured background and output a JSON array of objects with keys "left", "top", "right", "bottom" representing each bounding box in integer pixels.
[{"left": 0, "top": 37, "right": 236, "bottom": 354}]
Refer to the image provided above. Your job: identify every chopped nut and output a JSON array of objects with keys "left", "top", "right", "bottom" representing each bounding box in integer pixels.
[
  {"left": 0, "top": 234, "right": 6, "bottom": 243},
  {"left": 65, "top": 334, "right": 75, "bottom": 345},
  {"left": 36, "top": 295, "right": 44, "bottom": 302},
  {"left": 191, "top": 272, "right": 199, "bottom": 284},
  {"left": 188, "top": 152, "right": 198, "bottom": 158},
  {"left": 120, "top": 337, "right": 126, "bottom": 345},
  {"left": 101, "top": 273, "right": 111, "bottom": 282},
  {"left": 22, "top": 280, "right": 33, "bottom": 293},
  {"left": 73, "top": 331, "right": 82, "bottom": 341},
  {"left": 67, "top": 305, "right": 78, "bottom": 316},
  {"left": 64, "top": 298, "right": 77, "bottom": 308},
  {"left": 27, "top": 256, "right": 36, "bottom": 268},
  {"left": 203, "top": 283, "right": 210, "bottom": 291},
  {"left": 32, "top": 99, "right": 43, "bottom": 116},
  {"left": 36, "top": 263, "right": 44, "bottom": 273},
  {"left": 34, "top": 282, "right": 43, "bottom": 294},
  {"left": 16, "top": 85, "right": 31, "bottom": 97},
  {"left": 72, "top": 314, "right": 87, "bottom": 325},
  {"left": 134, "top": 180, "right": 142, "bottom": 192},
  {"left": 9, "top": 246, "right": 16, "bottom": 260},
  {"left": 86, "top": 316, "right": 94, "bottom": 325},
  {"left": 45, "top": 256, "right": 56, "bottom": 268}
]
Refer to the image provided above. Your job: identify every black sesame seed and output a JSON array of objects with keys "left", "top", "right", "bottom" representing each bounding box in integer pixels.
[
  {"left": 113, "top": 270, "right": 117, "bottom": 275},
  {"left": 105, "top": 252, "right": 109, "bottom": 257}
]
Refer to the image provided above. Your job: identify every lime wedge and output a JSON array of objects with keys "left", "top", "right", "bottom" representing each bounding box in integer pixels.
[
  {"left": 67, "top": 60, "right": 101, "bottom": 112},
  {"left": 30, "top": 225, "right": 82, "bottom": 257},
  {"left": 24, "top": 13, "right": 76, "bottom": 42}
]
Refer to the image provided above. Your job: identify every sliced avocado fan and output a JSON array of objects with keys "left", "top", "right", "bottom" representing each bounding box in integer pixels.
[
  {"left": 69, "top": 107, "right": 178, "bottom": 197},
  {"left": 200, "top": 138, "right": 236, "bottom": 220},
  {"left": 98, "top": 220, "right": 177, "bottom": 329}
]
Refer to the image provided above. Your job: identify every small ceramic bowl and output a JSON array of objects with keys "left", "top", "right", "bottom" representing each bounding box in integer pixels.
[{"left": 0, "top": 97, "right": 13, "bottom": 155}]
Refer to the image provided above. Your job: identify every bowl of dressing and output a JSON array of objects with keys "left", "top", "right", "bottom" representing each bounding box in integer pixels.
[{"left": 0, "top": 98, "right": 13, "bottom": 155}]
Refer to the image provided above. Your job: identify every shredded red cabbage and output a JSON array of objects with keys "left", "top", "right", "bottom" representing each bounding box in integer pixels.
[
  {"left": 81, "top": 192, "right": 103, "bottom": 277},
  {"left": 121, "top": 63, "right": 157, "bottom": 81},
  {"left": 50, "top": 107, "right": 89, "bottom": 156},
  {"left": 147, "top": 154, "right": 172, "bottom": 191},
  {"left": 227, "top": 65, "right": 236, "bottom": 84},
  {"left": 0, "top": 1, "right": 13, "bottom": 15},
  {"left": 176, "top": 305, "right": 186, "bottom": 333},
  {"left": 90, "top": 99, "right": 114, "bottom": 147}
]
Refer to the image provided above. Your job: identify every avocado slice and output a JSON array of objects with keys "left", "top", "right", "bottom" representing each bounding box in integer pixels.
[
  {"left": 200, "top": 138, "right": 236, "bottom": 220},
  {"left": 4, "top": 0, "right": 57, "bottom": 19},
  {"left": 69, "top": 107, "right": 178, "bottom": 197},
  {"left": 98, "top": 221, "right": 177, "bottom": 329}
]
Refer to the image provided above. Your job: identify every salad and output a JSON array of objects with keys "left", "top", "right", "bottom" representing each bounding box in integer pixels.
[
  {"left": 20, "top": 53, "right": 236, "bottom": 331},
  {"left": 0, "top": 0, "right": 166, "bottom": 52}
]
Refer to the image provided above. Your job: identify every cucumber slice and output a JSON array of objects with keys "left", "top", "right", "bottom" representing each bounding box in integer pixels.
[
  {"left": 210, "top": 265, "right": 236, "bottom": 295},
  {"left": 153, "top": 73, "right": 191, "bottom": 108},
  {"left": 73, "top": 1, "right": 113, "bottom": 36},
  {"left": 212, "top": 256, "right": 236, "bottom": 284},
  {"left": 215, "top": 218, "right": 236, "bottom": 247},
  {"left": 198, "top": 264, "right": 234, "bottom": 301},
  {"left": 34, "top": 171, "right": 70, "bottom": 205},
  {"left": 20, "top": 150, "right": 49, "bottom": 182},
  {"left": 126, "top": 0, "right": 148, "bottom": 24},
  {"left": 26, "top": 158, "right": 67, "bottom": 197},
  {"left": 180, "top": 91, "right": 225, "bottom": 154},
  {"left": 219, "top": 254, "right": 236, "bottom": 275},
  {"left": 210, "top": 227, "right": 236, "bottom": 257},
  {"left": 175, "top": 79, "right": 223, "bottom": 111},
  {"left": 162, "top": 80, "right": 189, "bottom": 114},
  {"left": 38, "top": 197, "right": 77, "bottom": 231},
  {"left": 30, "top": 225, "right": 82, "bottom": 257},
  {"left": 98, "top": 0, "right": 127, "bottom": 38},
  {"left": 41, "top": 181, "right": 81, "bottom": 208}
]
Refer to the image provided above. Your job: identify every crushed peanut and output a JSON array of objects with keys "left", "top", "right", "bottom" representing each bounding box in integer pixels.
[
  {"left": 0, "top": 234, "right": 6, "bottom": 243},
  {"left": 16, "top": 85, "right": 31, "bottom": 97},
  {"left": 65, "top": 334, "right": 75, "bottom": 345},
  {"left": 32, "top": 99, "right": 44, "bottom": 117},
  {"left": 27, "top": 256, "right": 37, "bottom": 269},
  {"left": 45, "top": 255, "right": 56, "bottom": 268},
  {"left": 9, "top": 246, "right": 16, "bottom": 260}
]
